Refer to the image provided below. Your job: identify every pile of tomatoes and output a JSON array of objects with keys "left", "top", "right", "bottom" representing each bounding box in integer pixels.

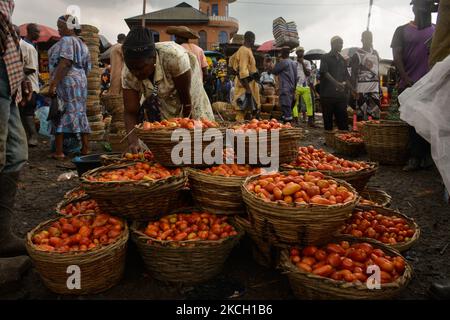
[
  {"left": 59, "top": 199, "right": 101, "bottom": 216},
  {"left": 290, "top": 241, "right": 406, "bottom": 284},
  {"left": 85, "top": 163, "right": 182, "bottom": 182},
  {"left": 123, "top": 151, "right": 154, "bottom": 162},
  {"left": 31, "top": 214, "right": 125, "bottom": 253},
  {"left": 202, "top": 164, "right": 262, "bottom": 177},
  {"left": 144, "top": 212, "right": 238, "bottom": 243},
  {"left": 340, "top": 209, "right": 415, "bottom": 245},
  {"left": 289, "top": 146, "right": 370, "bottom": 172},
  {"left": 142, "top": 118, "right": 218, "bottom": 130},
  {"left": 336, "top": 132, "right": 363, "bottom": 144},
  {"left": 245, "top": 170, "right": 355, "bottom": 205},
  {"left": 231, "top": 119, "right": 291, "bottom": 132}
]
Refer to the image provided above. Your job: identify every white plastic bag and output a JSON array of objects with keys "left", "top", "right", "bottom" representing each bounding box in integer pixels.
[{"left": 399, "top": 55, "right": 450, "bottom": 193}]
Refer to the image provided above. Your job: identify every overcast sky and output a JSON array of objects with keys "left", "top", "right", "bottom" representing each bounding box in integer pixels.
[{"left": 12, "top": 0, "right": 438, "bottom": 59}]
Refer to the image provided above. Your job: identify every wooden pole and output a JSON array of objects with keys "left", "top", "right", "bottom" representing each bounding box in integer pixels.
[{"left": 142, "top": 0, "right": 146, "bottom": 27}]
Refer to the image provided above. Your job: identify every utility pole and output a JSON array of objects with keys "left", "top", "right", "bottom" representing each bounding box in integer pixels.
[
  {"left": 367, "top": 0, "right": 374, "bottom": 31},
  {"left": 142, "top": 0, "right": 147, "bottom": 27}
]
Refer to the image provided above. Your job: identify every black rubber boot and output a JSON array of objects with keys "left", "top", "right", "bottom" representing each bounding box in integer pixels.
[
  {"left": 24, "top": 116, "right": 38, "bottom": 147},
  {"left": 429, "top": 281, "right": 450, "bottom": 300},
  {"left": 0, "top": 172, "right": 27, "bottom": 257}
]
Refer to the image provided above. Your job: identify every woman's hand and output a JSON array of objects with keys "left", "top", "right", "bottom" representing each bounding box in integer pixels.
[{"left": 128, "top": 140, "right": 142, "bottom": 154}]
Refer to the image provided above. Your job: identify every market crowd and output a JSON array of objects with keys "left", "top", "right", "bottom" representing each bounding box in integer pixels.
[{"left": 1, "top": 0, "right": 449, "bottom": 298}]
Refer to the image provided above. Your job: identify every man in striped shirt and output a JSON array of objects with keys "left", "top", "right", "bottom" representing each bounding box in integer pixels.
[{"left": 0, "top": 0, "right": 31, "bottom": 292}]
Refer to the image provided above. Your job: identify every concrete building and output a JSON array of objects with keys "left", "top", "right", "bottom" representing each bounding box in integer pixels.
[{"left": 125, "top": 1, "right": 239, "bottom": 51}]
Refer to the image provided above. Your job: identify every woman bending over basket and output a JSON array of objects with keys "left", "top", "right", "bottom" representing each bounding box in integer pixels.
[{"left": 121, "top": 26, "right": 214, "bottom": 153}]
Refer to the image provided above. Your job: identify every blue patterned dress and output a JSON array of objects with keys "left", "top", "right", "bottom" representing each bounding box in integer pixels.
[{"left": 48, "top": 36, "right": 91, "bottom": 134}]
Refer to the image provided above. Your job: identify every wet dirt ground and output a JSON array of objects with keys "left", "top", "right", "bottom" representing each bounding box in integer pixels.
[{"left": 7, "top": 120, "right": 450, "bottom": 300}]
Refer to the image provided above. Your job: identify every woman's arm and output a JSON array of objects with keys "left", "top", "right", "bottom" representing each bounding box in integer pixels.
[
  {"left": 123, "top": 88, "right": 142, "bottom": 153},
  {"left": 173, "top": 70, "right": 192, "bottom": 117},
  {"left": 49, "top": 58, "right": 72, "bottom": 95}
]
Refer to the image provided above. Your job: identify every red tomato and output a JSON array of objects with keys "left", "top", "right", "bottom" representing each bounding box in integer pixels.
[
  {"left": 312, "top": 265, "right": 334, "bottom": 277},
  {"left": 302, "top": 246, "right": 318, "bottom": 257},
  {"left": 326, "top": 243, "right": 345, "bottom": 255},
  {"left": 327, "top": 253, "right": 342, "bottom": 268},
  {"left": 314, "top": 249, "right": 327, "bottom": 261}
]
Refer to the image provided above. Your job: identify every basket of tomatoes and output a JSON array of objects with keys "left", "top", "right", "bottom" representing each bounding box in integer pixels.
[
  {"left": 131, "top": 210, "right": 243, "bottom": 285},
  {"left": 334, "top": 132, "right": 365, "bottom": 157},
  {"left": 135, "top": 118, "right": 224, "bottom": 167},
  {"left": 229, "top": 119, "right": 303, "bottom": 166},
  {"left": 280, "top": 239, "right": 412, "bottom": 299},
  {"left": 100, "top": 151, "right": 154, "bottom": 166},
  {"left": 337, "top": 206, "right": 420, "bottom": 252},
  {"left": 25, "top": 213, "right": 128, "bottom": 295},
  {"left": 187, "top": 164, "right": 263, "bottom": 215},
  {"left": 81, "top": 162, "right": 187, "bottom": 221},
  {"left": 358, "top": 187, "right": 392, "bottom": 208},
  {"left": 241, "top": 170, "right": 359, "bottom": 246},
  {"left": 282, "top": 146, "right": 378, "bottom": 192}
]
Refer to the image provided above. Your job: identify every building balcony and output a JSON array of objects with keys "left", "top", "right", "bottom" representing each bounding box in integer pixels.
[{"left": 208, "top": 15, "right": 239, "bottom": 30}]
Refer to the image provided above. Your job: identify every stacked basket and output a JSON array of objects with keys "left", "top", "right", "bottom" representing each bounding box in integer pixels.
[
  {"left": 81, "top": 24, "right": 104, "bottom": 142},
  {"left": 102, "top": 94, "right": 127, "bottom": 152}
]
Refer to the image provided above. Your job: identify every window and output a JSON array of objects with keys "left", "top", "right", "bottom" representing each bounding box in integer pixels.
[
  {"left": 219, "top": 31, "right": 228, "bottom": 44},
  {"left": 211, "top": 4, "right": 219, "bottom": 16},
  {"left": 199, "top": 30, "right": 207, "bottom": 50},
  {"left": 149, "top": 29, "right": 159, "bottom": 43}
]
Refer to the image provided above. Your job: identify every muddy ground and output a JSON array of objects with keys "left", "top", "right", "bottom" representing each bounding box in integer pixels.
[{"left": 7, "top": 120, "right": 450, "bottom": 300}]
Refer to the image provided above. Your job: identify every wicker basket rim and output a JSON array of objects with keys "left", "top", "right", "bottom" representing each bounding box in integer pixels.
[
  {"left": 26, "top": 213, "right": 129, "bottom": 257},
  {"left": 80, "top": 161, "right": 186, "bottom": 186},
  {"left": 130, "top": 221, "right": 244, "bottom": 247},
  {"left": 365, "top": 120, "right": 409, "bottom": 127},
  {"left": 242, "top": 173, "right": 359, "bottom": 211},
  {"left": 135, "top": 123, "right": 223, "bottom": 132},
  {"left": 279, "top": 240, "right": 412, "bottom": 290},
  {"left": 281, "top": 162, "right": 379, "bottom": 179},
  {"left": 187, "top": 167, "right": 261, "bottom": 182}
]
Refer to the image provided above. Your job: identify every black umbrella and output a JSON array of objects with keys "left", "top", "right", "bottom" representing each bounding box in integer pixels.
[{"left": 304, "top": 49, "right": 326, "bottom": 61}]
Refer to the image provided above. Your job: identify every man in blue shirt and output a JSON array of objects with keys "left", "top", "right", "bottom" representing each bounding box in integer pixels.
[{"left": 270, "top": 47, "right": 298, "bottom": 123}]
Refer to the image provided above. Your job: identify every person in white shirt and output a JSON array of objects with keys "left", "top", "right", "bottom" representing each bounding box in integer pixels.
[
  {"left": 293, "top": 47, "right": 315, "bottom": 126},
  {"left": 19, "top": 23, "right": 40, "bottom": 147}
]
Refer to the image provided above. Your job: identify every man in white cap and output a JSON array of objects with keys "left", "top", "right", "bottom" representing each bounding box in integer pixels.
[{"left": 319, "top": 36, "right": 353, "bottom": 131}]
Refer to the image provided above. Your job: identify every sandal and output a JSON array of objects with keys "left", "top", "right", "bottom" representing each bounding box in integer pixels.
[{"left": 49, "top": 154, "right": 66, "bottom": 160}]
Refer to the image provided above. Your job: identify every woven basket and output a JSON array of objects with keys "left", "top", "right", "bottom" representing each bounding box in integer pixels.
[
  {"left": 359, "top": 187, "right": 392, "bottom": 208},
  {"left": 108, "top": 134, "right": 128, "bottom": 152},
  {"left": 81, "top": 24, "right": 99, "bottom": 34},
  {"left": 212, "top": 102, "right": 237, "bottom": 122},
  {"left": 80, "top": 162, "right": 187, "bottom": 221},
  {"left": 187, "top": 168, "right": 253, "bottom": 215},
  {"left": 362, "top": 120, "right": 410, "bottom": 165},
  {"left": 324, "top": 130, "right": 338, "bottom": 149},
  {"left": 271, "top": 110, "right": 283, "bottom": 120},
  {"left": 334, "top": 134, "right": 365, "bottom": 157},
  {"left": 130, "top": 217, "right": 243, "bottom": 285},
  {"left": 234, "top": 216, "right": 283, "bottom": 269},
  {"left": 260, "top": 112, "right": 272, "bottom": 120},
  {"left": 337, "top": 206, "right": 420, "bottom": 252},
  {"left": 280, "top": 239, "right": 412, "bottom": 300},
  {"left": 228, "top": 126, "right": 303, "bottom": 166},
  {"left": 242, "top": 173, "right": 359, "bottom": 246},
  {"left": 135, "top": 125, "right": 226, "bottom": 167},
  {"left": 261, "top": 103, "right": 274, "bottom": 113},
  {"left": 281, "top": 162, "right": 379, "bottom": 193},
  {"left": 25, "top": 214, "right": 128, "bottom": 295}
]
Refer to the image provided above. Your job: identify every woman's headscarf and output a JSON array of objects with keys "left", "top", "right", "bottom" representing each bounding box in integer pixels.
[{"left": 122, "top": 26, "right": 156, "bottom": 60}]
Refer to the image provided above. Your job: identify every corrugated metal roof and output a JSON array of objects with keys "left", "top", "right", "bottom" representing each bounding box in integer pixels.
[{"left": 125, "top": 2, "right": 209, "bottom": 26}]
